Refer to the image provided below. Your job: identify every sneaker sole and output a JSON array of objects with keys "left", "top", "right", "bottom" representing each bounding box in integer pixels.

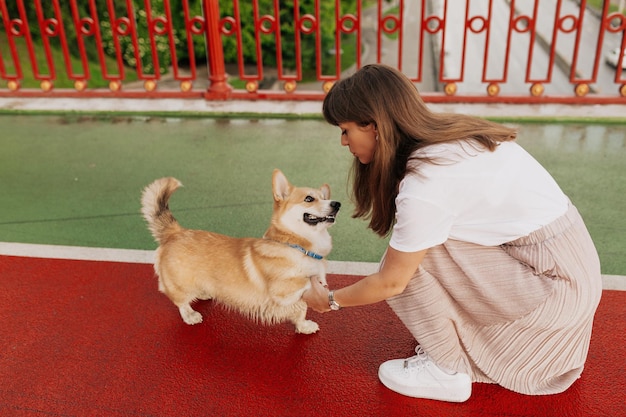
[{"left": 378, "top": 368, "right": 472, "bottom": 403}]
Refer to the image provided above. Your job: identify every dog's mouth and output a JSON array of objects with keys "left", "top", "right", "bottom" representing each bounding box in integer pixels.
[
  {"left": 303, "top": 213, "right": 337, "bottom": 225},
  {"left": 303, "top": 201, "right": 341, "bottom": 226}
]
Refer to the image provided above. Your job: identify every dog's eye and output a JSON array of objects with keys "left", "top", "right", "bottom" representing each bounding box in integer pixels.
[{"left": 304, "top": 196, "right": 315, "bottom": 203}]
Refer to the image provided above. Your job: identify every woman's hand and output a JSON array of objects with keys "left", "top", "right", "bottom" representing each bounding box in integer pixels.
[
  {"left": 303, "top": 247, "right": 428, "bottom": 312},
  {"left": 302, "top": 277, "right": 331, "bottom": 313}
]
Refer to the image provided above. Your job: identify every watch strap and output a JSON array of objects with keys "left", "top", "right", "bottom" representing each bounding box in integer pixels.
[{"left": 328, "top": 290, "right": 341, "bottom": 310}]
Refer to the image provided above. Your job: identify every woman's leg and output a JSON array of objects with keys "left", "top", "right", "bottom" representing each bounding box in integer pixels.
[{"left": 384, "top": 204, "right": 602, "bottom": 395}]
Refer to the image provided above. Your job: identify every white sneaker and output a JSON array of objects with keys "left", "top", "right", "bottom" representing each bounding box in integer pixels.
[{"left": 378, "top": 346, "right": 472, "bottom": 402}]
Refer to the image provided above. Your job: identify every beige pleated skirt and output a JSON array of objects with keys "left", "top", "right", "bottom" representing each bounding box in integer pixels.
[{"left": 385, "top": 203, "right": 602, "bottom": 395}]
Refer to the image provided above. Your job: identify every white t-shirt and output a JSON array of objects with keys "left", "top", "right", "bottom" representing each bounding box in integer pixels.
[{"left": 389, "top": 141, "right": 569, "bottom": 252}]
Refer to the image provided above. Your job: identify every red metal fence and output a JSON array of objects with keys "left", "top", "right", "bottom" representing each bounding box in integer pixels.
[{"left": 0, "top": 0, "right": 625, "bottom": 103}]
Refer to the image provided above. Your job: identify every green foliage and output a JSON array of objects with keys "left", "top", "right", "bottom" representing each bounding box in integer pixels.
[
  {"left": 167, "top": 0, "right": 205, "bottom": 65},
  {"left": 1, "top": 1, "right": 171, "bottom": 76},
  {"left": 585, "top": 0, "right": 623, "bottom": 14},
  {"left": 171, "top": 0, "right": 357, "bottom": 76},
  {"left": 218, "top": 0, "right": 341, "bottom": 73},
  {"left": 0, "top": 34, "right": 137, "bottom": 88},
  {"left": 1, "top": 0, "right": 358, "bottom": 81},
  {"left": 99, "top": 3, "right": 174, "bottom": 75}
]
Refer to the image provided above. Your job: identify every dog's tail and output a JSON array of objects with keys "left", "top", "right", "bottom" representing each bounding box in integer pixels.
[{"left": 141, "top": 177, "right": 182, "bottom": 243}]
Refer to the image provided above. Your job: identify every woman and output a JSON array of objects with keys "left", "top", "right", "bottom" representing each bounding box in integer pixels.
[{"left": 303, "top": 64, "right": 602, "bottom": 402}]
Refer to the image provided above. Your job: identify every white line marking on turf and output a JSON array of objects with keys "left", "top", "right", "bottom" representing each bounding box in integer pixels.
[{"left": 0, "top": 242, "right": 623, "bottom": 290}]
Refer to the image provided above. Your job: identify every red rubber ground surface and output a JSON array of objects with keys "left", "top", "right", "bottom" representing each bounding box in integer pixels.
[{"left": 0, "top": 255, "right": 623, "bottom": 417}]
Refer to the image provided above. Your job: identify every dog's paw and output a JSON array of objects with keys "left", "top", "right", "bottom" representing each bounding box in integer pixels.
[
  {"left": 181, "top": 310, "right": 203, "bottom": 325},
  {"left": 295, "top": 320, "right": 319, "bottom": 334}
]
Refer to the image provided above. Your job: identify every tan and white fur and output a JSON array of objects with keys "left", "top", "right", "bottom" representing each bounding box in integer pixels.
[{"left": 140, "top": 169, "right": 340, "bottom": 334}]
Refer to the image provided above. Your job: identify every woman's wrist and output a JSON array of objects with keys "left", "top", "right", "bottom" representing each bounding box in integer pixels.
[{"left": 328, "top": 290, "right": 342, "bottom": 310}]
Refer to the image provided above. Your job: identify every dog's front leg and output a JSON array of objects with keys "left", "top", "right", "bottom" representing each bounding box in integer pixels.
[
  {"left": 291, "top": 301, "right": 319, "bottom": 334},
  {"left": 314, "top": 263, "right": 328, "bottom": 288}
]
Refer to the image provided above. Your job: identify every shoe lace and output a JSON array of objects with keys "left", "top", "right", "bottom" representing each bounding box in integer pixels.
[{"left": 403, "top": 346, "right": 429, "bottom": 370}]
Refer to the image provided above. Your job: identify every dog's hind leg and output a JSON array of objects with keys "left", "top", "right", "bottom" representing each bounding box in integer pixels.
[
  {"left": 177, "top": 302, "right": 203, "bottom": 325},
  {"left": 158, "top": 271, "right": 204, "bottom": 325},
  {"left": 290, "top": 301, "right": 319, "bottom": 334},
  {"left": 159, "top": 283, "right": 203, "bottom": 324},
  {"left": 157, "top": 276, "right": 166, "bottom": 293}
]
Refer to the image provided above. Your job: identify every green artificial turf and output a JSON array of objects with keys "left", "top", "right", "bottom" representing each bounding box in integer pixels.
[{"left": 0, "top": 115, "right": 624, "bottom": 275}]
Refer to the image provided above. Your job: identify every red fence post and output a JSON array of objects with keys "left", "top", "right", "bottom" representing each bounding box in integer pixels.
[{"left": 203, "top": 0, "right": 231, "bottom": 99}]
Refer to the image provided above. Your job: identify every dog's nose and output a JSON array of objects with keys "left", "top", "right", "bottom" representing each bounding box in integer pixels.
[{"left": 331, "top": 201, "right": 341, "bottom": 209}]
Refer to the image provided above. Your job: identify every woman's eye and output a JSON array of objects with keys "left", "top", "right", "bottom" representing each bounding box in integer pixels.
[
  {"left": 304, "top": 196, "right": 314, "bottom": 203},
  {"left": 341, "top": 129, "right": 347, "bottom": 135}
]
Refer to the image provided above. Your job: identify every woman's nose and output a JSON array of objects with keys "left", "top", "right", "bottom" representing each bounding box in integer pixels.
[{"left": 340, "top": 135, "right": 348, "bottom": 146}]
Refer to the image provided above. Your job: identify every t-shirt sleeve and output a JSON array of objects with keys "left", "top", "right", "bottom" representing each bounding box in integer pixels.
[{"left": 389, "top": 187, "right": 455, "bottom": 253}]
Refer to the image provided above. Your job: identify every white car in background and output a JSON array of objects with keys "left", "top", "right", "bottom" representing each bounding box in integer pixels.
[{"left": 605, "top": 47, "right": 626, "bottom": 70}]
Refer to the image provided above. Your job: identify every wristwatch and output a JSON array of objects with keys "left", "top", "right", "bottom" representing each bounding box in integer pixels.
[{"left": 328, "top": 290, "right": 342, "bottom": 311}]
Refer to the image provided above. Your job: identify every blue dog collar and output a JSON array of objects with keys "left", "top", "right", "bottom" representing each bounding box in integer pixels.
[{"left": 287, "top": 243, "right": 324, "bottom": 260}]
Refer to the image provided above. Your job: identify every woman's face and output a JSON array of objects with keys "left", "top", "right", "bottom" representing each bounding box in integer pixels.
[{"left": 337, "top": 122, "right": 377, "bottom": 164}]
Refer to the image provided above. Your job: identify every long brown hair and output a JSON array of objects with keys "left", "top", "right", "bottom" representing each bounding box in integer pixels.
[{"left": 322, "top": 64, "right": 517, "bottom": 237}]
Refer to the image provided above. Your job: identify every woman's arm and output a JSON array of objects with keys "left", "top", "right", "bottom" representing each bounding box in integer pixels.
[{"left": 303, "top": 246, "right": 428, "bottom": 312}]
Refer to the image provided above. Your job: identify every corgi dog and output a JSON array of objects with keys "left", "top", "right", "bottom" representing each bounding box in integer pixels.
[{"left": 141, "top": 169, "right": 340, "bottom": 334}]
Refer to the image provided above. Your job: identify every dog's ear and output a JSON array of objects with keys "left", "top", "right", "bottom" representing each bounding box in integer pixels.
[
  {"left": 320, "top": 184, "right": 331, "bottom": 200},
  {"left": 272, "top": 169, "right": 291, "bottom": 201}
]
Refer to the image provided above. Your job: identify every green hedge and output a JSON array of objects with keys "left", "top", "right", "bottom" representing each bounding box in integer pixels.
[{"left": 1, "top": 0, "right": 357, "bottom": 78}]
